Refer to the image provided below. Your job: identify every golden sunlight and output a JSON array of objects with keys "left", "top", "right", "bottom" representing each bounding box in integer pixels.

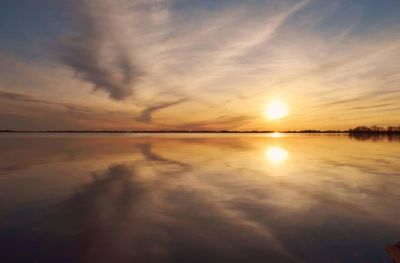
[
  {"left": 265, "top": 101, "right": 289, "bottom": 120},
  {"left": 270, "top": 132, "right": 283, "bottom": 138},
  {"left": 265, "top": 146, "right": 288, "bottom": 164}
]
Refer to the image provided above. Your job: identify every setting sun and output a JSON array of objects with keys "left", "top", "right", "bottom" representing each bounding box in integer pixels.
[{"left": 265, "top": 101, "right": 289, "bottom": 120}]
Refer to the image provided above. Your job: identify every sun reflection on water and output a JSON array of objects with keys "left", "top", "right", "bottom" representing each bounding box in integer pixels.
[
  {"left": 270, "top": 132, "right": 283, "bottom": 138},
  {"left": 265, "top": 146, "right": 288, "bottom": 164}
]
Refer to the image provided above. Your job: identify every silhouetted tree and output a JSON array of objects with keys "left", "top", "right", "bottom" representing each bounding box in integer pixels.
[{"left": 349, "top": 125, "right": 400, "bottom": 134}]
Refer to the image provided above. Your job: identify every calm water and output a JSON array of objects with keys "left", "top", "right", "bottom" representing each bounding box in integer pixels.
[{"left": 0, "top": 133, "right": 399, "bottom": 263}]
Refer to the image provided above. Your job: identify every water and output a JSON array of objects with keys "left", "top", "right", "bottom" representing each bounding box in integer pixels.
[{"left": 0, "top": 133, "right": 399, "bottom": 263}]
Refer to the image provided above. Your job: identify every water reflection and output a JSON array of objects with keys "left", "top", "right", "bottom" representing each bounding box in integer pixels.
[
  {"left": 265, "top": 146, "right": 288, "bottom": 164},
  {"left": 349, "top": 133, "right": 400, "bottom": 142},
  {"left": 270, "top": 132, "right": 284, "bottom": 138},
  {"left": 0, "top": 134, "right": 399, "bottom": 263}
]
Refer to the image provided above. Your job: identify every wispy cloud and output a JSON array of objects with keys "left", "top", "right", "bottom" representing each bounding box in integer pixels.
[
  {"left": 136, "top": 99, "right": 187, "bottom": 124},
  {"left": 176, "top": 115, "right": 256, "bottom": 131},
  {"left": 0, "top": 90, "right": 93, "bottom": 114},
  {"left": 57, "top": 0, "right": 143, "bottom": 100}
]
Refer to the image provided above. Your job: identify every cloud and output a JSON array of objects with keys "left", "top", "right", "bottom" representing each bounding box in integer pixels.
[
  {"left": 0, "top": 90, "right": 68, "bottom": 107},
  {"left": 57, "top": 0, "right": 142, "bottom": 100},
  {"left": 136, "top": 99, "right": 186, "bottom": 124},
  {"left": 0, "top": 90, "right": 43, "bottom": 103},
  {"left": 176, "top": 114, "right": 256, "bottom": 131},
  {"left": 0, "top": 90, "right": 91, "bottom": 114}
]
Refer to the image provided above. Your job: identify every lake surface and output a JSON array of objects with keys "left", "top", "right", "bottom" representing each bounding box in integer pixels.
[{"left": 0, "top": 133, "right": 399, "bottom": 263}]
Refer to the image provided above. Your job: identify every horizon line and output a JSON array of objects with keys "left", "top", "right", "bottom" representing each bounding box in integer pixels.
[
  {"left": 0, "top": 129, "right": 345, "bottom": 133},
  {"left": 1, "top": 127, "right": 399, "bottom": 134},
  {"left": 0, "top": 130, "right": 390, "bottom": 134}
]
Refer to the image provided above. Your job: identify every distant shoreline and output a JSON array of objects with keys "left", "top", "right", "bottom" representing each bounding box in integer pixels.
[
  {"left": 0, "top": 130, "right": 348, "bottom": 134},
  {"left": 0, "top": 128, "right": 399, "bottom": 134},
  {"left": 0, "top": 131, "right": 390, "bottom": 134}
]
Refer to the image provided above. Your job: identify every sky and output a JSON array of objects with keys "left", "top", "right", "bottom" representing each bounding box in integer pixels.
[{"left": 0, "top": 0, "right": 400, "bottom": 131}]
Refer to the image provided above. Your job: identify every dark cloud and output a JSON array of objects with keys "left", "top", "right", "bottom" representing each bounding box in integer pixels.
[
  {"left": 0, "top": 90, "right": 91, "bottom": 114},
  {"left": 0, "top": 90, "right": 165, "bottom": 130},
  {"left": 57, "top": 0, "right": 141, "bottom": 100},
  {"left": 0, "top": 90, "right": 51, "bottom": 104},
  {"left": 0, "top": 113, "right": 79, "bottom": 131},
  {"left": 136, "top": 99, "right": 186, "bottom": 123}
]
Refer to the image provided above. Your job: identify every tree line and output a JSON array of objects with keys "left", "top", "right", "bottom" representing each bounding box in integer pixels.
[{"left": 349, "top": 125, "right": 400, "bottom": 134}]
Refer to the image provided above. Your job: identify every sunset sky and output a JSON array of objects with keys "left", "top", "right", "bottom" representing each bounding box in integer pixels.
[{"left": 1, "top": 0, "right": 399, "bottom": 131}]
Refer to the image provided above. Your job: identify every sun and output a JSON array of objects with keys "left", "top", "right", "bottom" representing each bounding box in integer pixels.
[{"left": 265, "top": 101, "right": 289, "bottom": 120}]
